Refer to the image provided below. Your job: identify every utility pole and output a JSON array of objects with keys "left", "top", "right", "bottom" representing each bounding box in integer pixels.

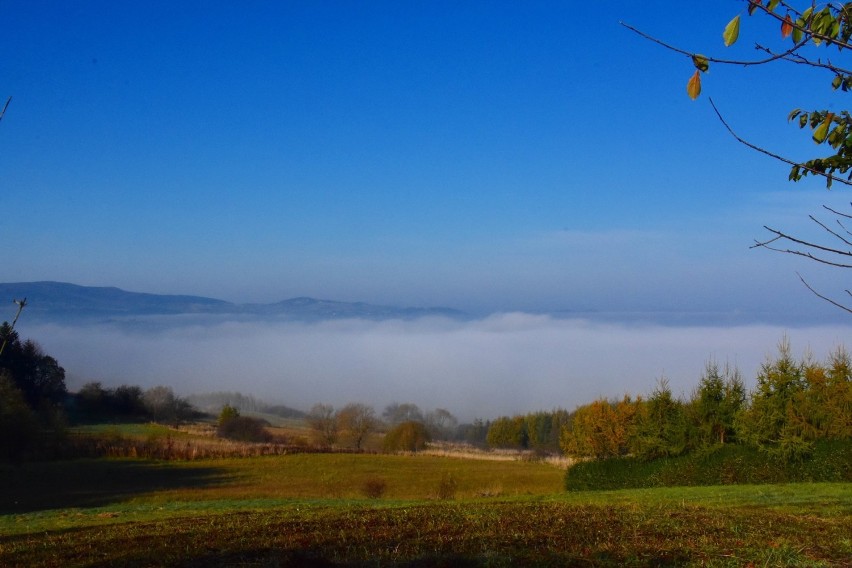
[{"left": 0, "top": 298, "right": 27, "bottom": 357}]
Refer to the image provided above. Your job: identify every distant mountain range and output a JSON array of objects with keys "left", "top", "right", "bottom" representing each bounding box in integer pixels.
[{"left": 0, "top": 282, "right": 466, "bottom": 324}]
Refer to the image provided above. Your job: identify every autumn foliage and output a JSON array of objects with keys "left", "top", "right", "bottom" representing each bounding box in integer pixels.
[{"left": 559, "top": 339, "right": 851, "bottom": 464}]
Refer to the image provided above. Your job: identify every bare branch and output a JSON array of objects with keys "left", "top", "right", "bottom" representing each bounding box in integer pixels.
[
  {"left": 709, "top": 98, "right": 852, "bottom": 187},
  {"left": 753, "top": 227, "right": 852, "bottom": 267},
  {"left": 0, "top": 97, "right": 10, "bottom": 122},
  {"left": 823, "top": 204, "right": 852, "bottom": 220},
  {"left": 809, "top": 214, "right": 852, "bottom": 247},
  {"left": 753, "top": 43, "right": 852, "bottom": 75},
  {"left": 759, "top": 224, "right": 852, "bottom": 258},
  {"left": 755, "top": 241, "right": 852, "bottom": 267},
  {"left": 796, "top": 272, "right": 852, "bottom": 314}
]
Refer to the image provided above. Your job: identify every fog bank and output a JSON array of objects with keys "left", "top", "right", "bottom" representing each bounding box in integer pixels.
[{"left": 20, "top": 314, "right": 851, "bottom": 420}]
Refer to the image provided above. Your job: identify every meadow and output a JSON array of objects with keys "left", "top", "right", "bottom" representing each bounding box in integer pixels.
[{"left": 1, "top": 427, "right": 850, "bottom": 567}]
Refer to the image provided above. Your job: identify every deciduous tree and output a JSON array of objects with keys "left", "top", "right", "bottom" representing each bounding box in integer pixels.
[
  {"left": 561, "top": 396, "right": 637, "bottom": 459},
  {"left": 382, "top": 420, "right": 430, "bottom": 453},
  {"left": 382, "top": 402, "right": 423, "bottom": 426},
  {"left": 307, "top": 403, "right": 339, "bottom": 446},
  {"left": 337, "top": 403, "right": 376, "bottom": 450}
]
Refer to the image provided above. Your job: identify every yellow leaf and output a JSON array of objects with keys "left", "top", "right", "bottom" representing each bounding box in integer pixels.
[
  {"left": 723, "top": 15, "right": 741, "bottom": 46},
  {"left": 687, "top": 70, "right": 702, "bottom": 99}
]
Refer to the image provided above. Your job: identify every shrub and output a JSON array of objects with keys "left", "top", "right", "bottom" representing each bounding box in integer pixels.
[
  {"left": 564, "top": 439, "right": 852, "bottom": 491},
  {"left": 217, "top": 404, "right": 240, "bottom": 427},
  {"left": 361, "top": 476, "right": 387, "bottom": 499},
  {"left": 0, "top": 374, "right": 40, "bottom": 461},
  {"left": 435, "top": 472, "right": 457, "bottom": 500},
  {"left": 217, "top": 415, "right": 272, "bottom": 443}
]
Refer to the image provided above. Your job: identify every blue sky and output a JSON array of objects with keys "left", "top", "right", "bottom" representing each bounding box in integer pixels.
[{"left": 2, "top": 1, "right": 850, "bottom": 321}]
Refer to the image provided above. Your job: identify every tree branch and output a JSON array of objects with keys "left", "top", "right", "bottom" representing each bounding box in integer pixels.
[
  {"left": 620, "top": 21, "right": 808, "bottom": 66},
  {"left": 823, "top": 204, "right": 852, "bottom": 220},
  {"left": 809, "top": 213, "right": 852, "bottom": 247},
  {"left": 753, "top": 43, "right": 852, "bottom": 75},
  {"left": 709, "top": 98, "right": 852, "bottom": 187},
  {"left": 0, "top": 97, "right": 10, "bottom": 122},
  {"left": 750, "top": 1, "right": 852, "bottom": 52},
  {"left": 753, "top": 226, "right": 852, "bottom": 268},
  {"left": 756, "top": 224, "right": 852, "bottom": 257},
  {"left": 796, "top": 272, "right": 852, "bottom": 314}
]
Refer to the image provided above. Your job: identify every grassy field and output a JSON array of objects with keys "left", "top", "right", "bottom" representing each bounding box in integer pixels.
[{"left": 1, "top": 425, "right": 850, "bottom": 566}]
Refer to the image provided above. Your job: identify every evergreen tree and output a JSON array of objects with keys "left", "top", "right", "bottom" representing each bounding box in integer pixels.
[{"left": 694, "top": 361, "right": 745, "bottom": 445}]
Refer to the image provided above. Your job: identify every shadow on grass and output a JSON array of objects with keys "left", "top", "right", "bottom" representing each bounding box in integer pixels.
[{"left": 0, "top": 459, "right": 230, "bottom": 514}]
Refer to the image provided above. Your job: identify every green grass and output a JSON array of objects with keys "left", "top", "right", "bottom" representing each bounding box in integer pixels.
[
  {"left": 0, "top": 453, "right": 562, "bottom": 514},
  {"left": 69, "top": 422, "right": 182, "bottom": 439},
  {"left": 1, "top": 454, "right": 850, "bottom": 566}
]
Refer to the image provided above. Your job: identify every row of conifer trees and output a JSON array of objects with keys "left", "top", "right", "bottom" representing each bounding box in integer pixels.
[{"left": 559, "top": 338, "right": 850, "bottom": 462}]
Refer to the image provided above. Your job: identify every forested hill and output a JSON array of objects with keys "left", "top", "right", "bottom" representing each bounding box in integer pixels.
[{"left": 0, "top": 281, "right": 466, "bottom": 323}]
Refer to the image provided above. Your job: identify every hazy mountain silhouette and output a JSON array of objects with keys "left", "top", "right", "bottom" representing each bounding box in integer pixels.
[{"left": 0, "top": 281, "right": 466, "bottom": 323}]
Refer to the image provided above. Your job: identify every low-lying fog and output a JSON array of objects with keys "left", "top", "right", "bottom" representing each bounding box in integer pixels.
[{"left": 20, "top": 314, "right": 851, "bottom": 420}]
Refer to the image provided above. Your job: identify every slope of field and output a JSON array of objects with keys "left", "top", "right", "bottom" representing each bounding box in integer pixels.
[{"left": 1, "top": 454, "right": 850, "bottom": 566}]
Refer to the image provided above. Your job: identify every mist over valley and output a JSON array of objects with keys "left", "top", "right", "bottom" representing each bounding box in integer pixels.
[{"left": 5, "top": 282, "right": 848, "bottom": 421}]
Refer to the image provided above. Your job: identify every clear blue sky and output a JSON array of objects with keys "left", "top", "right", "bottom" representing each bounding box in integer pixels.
[{"left": 1, "top": 1, "right": 849, "bottom": 321}]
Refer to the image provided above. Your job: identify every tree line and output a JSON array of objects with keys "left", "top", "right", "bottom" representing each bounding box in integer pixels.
[
  {"left": 0, "top": 321, "right": 202, "bottom": 460},
  {"left": 559, "top": 338, "right": 850, "bottom": 462},
  {"left": 304, "top": 401, "right": 461, "bottom": 452}
]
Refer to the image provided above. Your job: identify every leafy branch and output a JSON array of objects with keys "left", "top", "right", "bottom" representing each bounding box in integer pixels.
[
  {"left": 710, "top": 98, "right": 852, "bottom": 188},
  {"left": 625, "top": 2, "right": 851, "bottom": 313}
]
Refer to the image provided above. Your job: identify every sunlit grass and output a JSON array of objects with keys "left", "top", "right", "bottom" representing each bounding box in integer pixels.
[{"left": 1, "top": 452, "right": 849, "bottom": 566}]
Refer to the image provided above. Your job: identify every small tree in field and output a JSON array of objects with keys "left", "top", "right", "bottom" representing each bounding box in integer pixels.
[
  {"left": 307, "top": 403, "right": 338, "bottom": 446},
  {"left": 337, "top": 403, "right": 376, "bottom": 450},
  {"left": 383, "top": 421, "right": 430, "bottom": 453},
  {"left": 218, "top": 404, "right": 240, "bottom": 427}
]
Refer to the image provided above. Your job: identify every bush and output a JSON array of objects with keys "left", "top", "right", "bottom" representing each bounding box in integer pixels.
[
  {"left": 565, "top": 439, "right": 852, "bottom": 491},
  {"left": 361, "top": 476, "right": 387, "bottom": 499},
  {"left": 435, "top": 472, "right": 457, "bottom": 500},
  {"left": 217, "top": 415, "right": 272, "bottom": 443},
  {"left": 0, "top": 375, "right": 40, "bottom": 461}
]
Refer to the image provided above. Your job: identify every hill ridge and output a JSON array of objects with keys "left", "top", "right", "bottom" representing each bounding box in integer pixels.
[{"left": 0, "top": 281, "right": 466, "bottom": 323}]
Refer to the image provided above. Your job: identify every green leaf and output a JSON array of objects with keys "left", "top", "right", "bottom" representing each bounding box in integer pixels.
[
  {"left": 788, "top": 165, "right": 801, "bottom": 181},
  {"left": 799, "top": 114, "right": 808, "bottom": 128},
  {"left": 767, "top": 0, "right": 780, "bottom": 11},
  {"left": 830, "top": 19, "right": 841, "bottom": 39},
  {"left": 833, "top": 75, "right": 843, "bottom": 90},
  {"left": 828, "top": 125, "right": 845, "bottom": 148},
  {"left": 723, "top": 15, "right": 741, "bottom": 46},
  {"left": 787, "top": 108, "right": 801, "bottom": 121},
  {"left": 792, "top": 21, "right": 804, "bottom": 43},
  {"left": 748, "top": 0, "right": 761, "bottom": 16},
  {"left": 813, "top": 117, "right": 832, "bottom": 144},
  {"left": 692, "top": 54, "right": 710, "bottom": 72}
]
